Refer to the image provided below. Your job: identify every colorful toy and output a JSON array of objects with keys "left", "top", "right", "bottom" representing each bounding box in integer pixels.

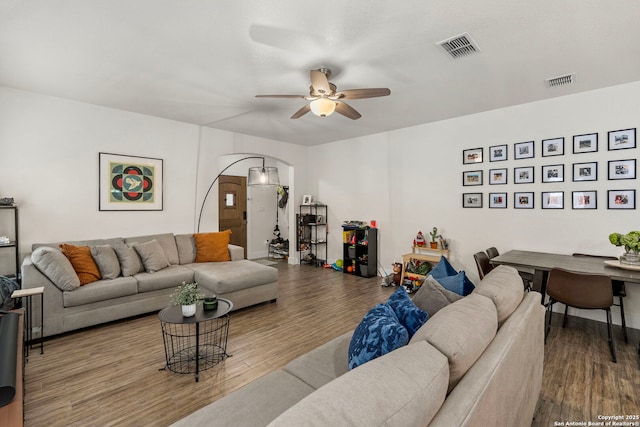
[{"left": 414, "top": 231, "right": 426, "bottom": 247}]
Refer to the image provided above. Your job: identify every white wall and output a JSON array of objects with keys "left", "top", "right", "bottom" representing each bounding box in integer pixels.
[{"left": 309, "top": 81, "right": 640, "bottom": 328}]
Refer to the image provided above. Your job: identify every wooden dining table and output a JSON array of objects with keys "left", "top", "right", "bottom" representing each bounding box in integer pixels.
[{"left": 489, "top": 249, "right": 640, "bottom": 298}]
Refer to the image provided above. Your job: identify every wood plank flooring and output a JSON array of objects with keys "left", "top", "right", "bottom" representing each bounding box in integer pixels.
[{"left": 22, "top": 260, "right": 640, "bottom": 427}]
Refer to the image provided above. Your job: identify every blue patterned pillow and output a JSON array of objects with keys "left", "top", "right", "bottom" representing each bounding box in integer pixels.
[
  {"left": 348, "top": 304, "right": 409, "bottom": 370},
  {"left": 428, "top": 257, "right": 475, "bottom": 296},
  {"left": 386, "top": 287, "right": 428, "bottom": 338}
]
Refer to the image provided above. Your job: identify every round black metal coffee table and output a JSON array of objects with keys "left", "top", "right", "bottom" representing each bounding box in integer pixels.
[{"left": 158, "top": 298, "right": 232, "bottom": 382}]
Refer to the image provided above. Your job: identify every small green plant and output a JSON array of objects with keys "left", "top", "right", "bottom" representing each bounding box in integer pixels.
[
  {"left": 609, "top": 231, "right": 640, "bottom": 254},
  {"left": 429, "top": 227, "right": 439, "bottom": 242},
  {"left": 170, "top": 282, "right": 203, "bottom": 306}
]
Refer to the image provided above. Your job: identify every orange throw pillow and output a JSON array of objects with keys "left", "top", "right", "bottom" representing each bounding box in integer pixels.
[
  {"left": 59, "top": 244, "right": 102, "bottom": 285},
  {"left": 194, "top": 230, "right": 232, "bottom": 262}
]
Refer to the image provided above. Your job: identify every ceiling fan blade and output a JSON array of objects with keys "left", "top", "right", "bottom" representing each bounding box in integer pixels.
[
  {"left": 310, "top": 70, "right": 331, "bottom": 95},
  {"left": 335, "top": 101, "right": 361, "bottom": 120},
  {"left": 255, "top": 94, "right": 306, "bottom": 99},
  {"left": 335, "top": 88, "right": 391, "bottom": 100},
  {"left": 290, "top": 104, "right": 311, "bottom": 119}
]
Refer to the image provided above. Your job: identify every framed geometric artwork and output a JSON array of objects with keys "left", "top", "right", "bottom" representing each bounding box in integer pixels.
[
  {"left": 573, "top": 133, "right": 598, "bottom": 154},
  {"left": 514, "top": 141, "right": 534, "bottom": 160},
  {"left": 463, "top": 148, "right": 483, "bottom": 164},
  {"left": 608, "top": 128, "right": 636, "bottom": 151},
  {"left": 572, "top": 162, "right": 597, "bottom": 182},
  {"left": 607, "top": 159, "right": 636, "bottom": 180},
  {"left": 462, "top": 170, "right": 483, "bottom": 186},
  {"left": 489, "top": 144, "right": 508, "bottom": 162},
  {"left": 99, "top": 152, "right": 163, "bottom": 211},
  {"left": 542, "top": 137, "right": 564, "bottom": 157},
  {"left": 608, "top": 189, "right": 636, "bottom": 209},
  {"left": 542, "top": 191, "right": 564, "bottom": 209},
  {"left": 514, "top": 166, "right": 534, "bottom": 184},
  {"left": 514, "top": 192, "right": 534, "bottom": 209},
  {"left": 463, "top": 193, "right": 483, "bottom": 208},
  {"left": 541, "top": 164, "right": 564, "bottom": 183},
  {"left": 489, "top": 193, "right": 507, "bottom": 208},
  {"left": 572, "top": 191, "right": 597, "bottom": 209},
  {"left": 489, "top": 168, "right": 507, "bottom": 185}
]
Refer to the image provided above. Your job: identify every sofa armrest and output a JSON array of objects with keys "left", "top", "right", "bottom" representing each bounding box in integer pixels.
[
  {"left": 228, "top": 244, "right": 244, "bottom": 261},
  {"left": 21, "top": 256, "right": 66, "bottom": 338}
]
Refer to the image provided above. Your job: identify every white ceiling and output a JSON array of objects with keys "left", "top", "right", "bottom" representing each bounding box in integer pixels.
[{"left": 2, "top": 1, "right": 640, "bottom": 146}]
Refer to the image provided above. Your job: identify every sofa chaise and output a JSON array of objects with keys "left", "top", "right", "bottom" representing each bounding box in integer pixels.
[{"left": 21, "top": 232, "right": 278, "bottom": 338}]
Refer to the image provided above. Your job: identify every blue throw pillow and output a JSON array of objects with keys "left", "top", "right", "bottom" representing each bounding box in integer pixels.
[
  {"left": 428, "top": 257, "right": 475, "bottom": 296},
  {"left": 433, "top": 270, "right": 474, "bottom": 296},
  {"left": 386, "top": 287, "right": 428, "bottom": 338},
  {"left": 348, "top": 304, "right": 409, "bottom": 370}
]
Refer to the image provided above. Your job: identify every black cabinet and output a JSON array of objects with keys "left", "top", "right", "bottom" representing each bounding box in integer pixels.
[
  {"left": 297, "top": 204, "right": 327, "bottom": 266},
  {"left": 342, "top": 227, "right": 377, "bottom": 278},
  {"left": 0, "top": 205, "right": 19, "bottom": 283}
]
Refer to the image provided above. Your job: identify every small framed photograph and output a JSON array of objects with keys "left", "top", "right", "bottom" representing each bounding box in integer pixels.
[
  {"left": 608, "top": 189, "right": 636, "bottom": 209},
  {"left": 608, "top": 159, "right": 636, "bottom": 180},
  {"left": 572, "top": 162, "right": 597, "bottom": 181},
  {"left": 489, "top": 144, "right": 508, "bottom": 162},
  {"left": 572, "top": 191, "right": 597, "bottom": 209},
  {"left": 302, "top": 195, "right": 313, "bottom": 205},
  {"left": 463, "top": 148, "right": 483, "bottom": 164},
  {"left": 608, "top": 128, "right": 636, "bottom": 151},
  {"left": 489, "top": 168, "right": 507, "bottom": 185},
  {"left": 573, "top": 133, "right": 598, "bottom": 154},
  {"left": 542, "top": 137, "right": 564, "bottom": 157},
  {"left": 514, "top": 166, "right": 534, "bottom": 184},
  {"left": 541, "top": 164, "right": 564, "bottom": 183},
  {"left": 542, "top": 191, "right": 564, "bottom": 209},
  {"left": 462, "top": 170, "right": 483, "bottom": 186},
  {"left": 463, "top": 193, "right": 483, "bottom": 208},
  {"left": 514, "top": 141, "right": 534, "bottom": 159},
  {"left": 489, "top": 192, "right": 507, "bottom": 208},
  {"left": 514, "top": 192, "right": 534, "bottom": 209}
]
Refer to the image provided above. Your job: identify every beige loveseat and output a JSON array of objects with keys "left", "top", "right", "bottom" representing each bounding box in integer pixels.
[
  {"left": 21, "top": 233, "right": 278, "bottom": 338},
  {"left": 172, "top": 265, "right": 544, "bottom": 427}
]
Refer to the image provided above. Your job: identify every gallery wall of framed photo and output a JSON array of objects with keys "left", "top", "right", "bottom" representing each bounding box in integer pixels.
[{"left": 461, "top": 127, "right": 637, "bottom": 210}]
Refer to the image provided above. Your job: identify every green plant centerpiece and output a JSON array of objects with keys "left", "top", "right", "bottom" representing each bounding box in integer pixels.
[
  {"left": 171, "top": 282, "right": 204, "bottom": 317},
  {"left": 609, "top": 231, "right": 640, "bottom": 265}
]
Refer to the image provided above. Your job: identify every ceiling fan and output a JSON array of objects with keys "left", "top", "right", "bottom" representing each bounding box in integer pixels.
[{"left": 255, "top": 68, "right": 390, "bottom": 120}]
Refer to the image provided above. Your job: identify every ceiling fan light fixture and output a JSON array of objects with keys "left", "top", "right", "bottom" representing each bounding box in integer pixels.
[{"left": 310, "top": 98, "right": 336, "bottom": 118}]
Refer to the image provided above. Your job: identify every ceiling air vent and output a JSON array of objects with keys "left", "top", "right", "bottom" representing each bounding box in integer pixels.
[
  {"left": 436, "top": 33, "right": 480, "bottom": 59},
  {"left": 546, "top": 73, "right": 575, "bottom": 88}
]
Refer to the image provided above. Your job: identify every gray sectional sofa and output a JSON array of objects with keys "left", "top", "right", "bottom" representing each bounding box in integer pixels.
[
  {"left": 171, "top": 265, "right": 545, "bottom": 427},
  {"left": 21, "top": 232, "right": 278, "bottom": 338}
]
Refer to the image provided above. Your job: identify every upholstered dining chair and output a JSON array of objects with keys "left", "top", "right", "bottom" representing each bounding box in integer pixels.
[
  {"left": 485, "top": 247, "right": 499, "bottom": 259},
  {"left": 572, "top": 253, "right": 628, "bottom": 343},
  {"left": 545, "top": 268, "right": 616, "bottom": 363},
  {"left": 473, "top": 251, "right": 493, "bottom": 280}
]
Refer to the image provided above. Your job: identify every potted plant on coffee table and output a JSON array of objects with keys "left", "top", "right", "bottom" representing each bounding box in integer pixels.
[{"left": 171, "top": 282, "right": 204, "bottom": 317}]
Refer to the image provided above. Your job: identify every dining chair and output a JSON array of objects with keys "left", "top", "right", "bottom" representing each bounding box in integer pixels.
[
  {"left": 473, "top": 251, "right": 493, "bottom": 280},
  {"left": 485, "top": 247, "right": 499, "bottom": 259},
  {"left": 545, "top": 268, "right": 616, "bottom": 363},
  {"left": 486, "top": 246, "right": 534, "bottom": 291},
  {"left": 572, "top": 253, "right": 628, "bottom": 343}
]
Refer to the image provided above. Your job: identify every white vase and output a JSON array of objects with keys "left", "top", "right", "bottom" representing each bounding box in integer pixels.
[{"left": 182, "top": 304, "right": 196, "bottom": 317}]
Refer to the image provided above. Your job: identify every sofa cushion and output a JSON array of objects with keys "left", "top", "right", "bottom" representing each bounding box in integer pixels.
[
  {"left": 194, "top": 231, "right": 232, "bottom": 262},
  {"left": 91, "top": 245, "right": 121, "bottom": 279},
  {"left": 134, "top": 265, "right": 195, "bottom": 293},
  {"left": 386, "top": 287, "right": 428, "bottom": 338},
  {"left": 284, "top": 331, "right": 351, "bottom": 390},
  {"left": 132, "top": 239, "right": 170, "bottom": 273},
  {"left": 473, "top": 265, "right": 525, "bottom": 326},
  {"left": 269, "top": 341, "right": 449, "bottom": 427},
  {"left": 410, "top": 293, "right": 498, "bottom": 391},
  {"left": 113, "top": 242, "right": 144, "bottom": 277},
  {"left": 348, "top": 304, "right": 409, "bottom": 370},
  {"left": 428, "top": 256, "right": 475, "bottom": 296},
  {"left": 433, "top": 270, "right": 470, "bottom": 296},
  {"left": 175, "top": 234, "right": 196, "bottom": 264},
  {"left": 412, "top": 276, "right": 463, "bottom": 317},
  {"left": 63, "top": 276, "right": 138, "bottom": 307},
  {"left": 190, "top": 260, "right": 277, "bottom": 294},
  {"left": 59, "top": 244, "right": 102, "bottom": 285},
  {"left": 124, "top": 233, "right": 180, "bottom": 265},
  {"left": 31, "top": 246, "right": 81, "bottom": 291}
]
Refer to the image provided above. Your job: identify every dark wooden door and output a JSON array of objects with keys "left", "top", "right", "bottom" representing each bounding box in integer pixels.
[{"left": 218, "top": 175, "right": 247, "bottom": 258}]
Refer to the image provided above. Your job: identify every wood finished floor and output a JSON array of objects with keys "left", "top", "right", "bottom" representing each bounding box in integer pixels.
[{"left": 23, "top": 260, "right": 640, "bottom": 427}]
